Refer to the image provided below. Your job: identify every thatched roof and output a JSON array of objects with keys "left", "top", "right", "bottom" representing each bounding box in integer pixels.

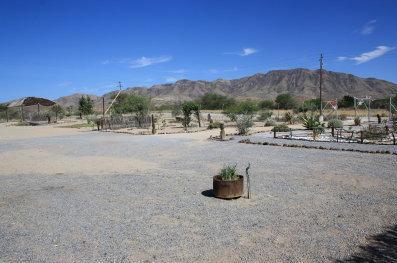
[{"left": 7, "top": 97, "right": 56, "bottom": 108}]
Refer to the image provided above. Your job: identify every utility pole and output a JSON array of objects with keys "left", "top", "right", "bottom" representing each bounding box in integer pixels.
[
  {"left": 118, "top": 81, "right": 122, "bottom": 90},
  {"left": 102, "top": 97, "right": 105, "bottom": 117},
  {"left": 319, "top": 53, "right": 324, "bottom": 122}
]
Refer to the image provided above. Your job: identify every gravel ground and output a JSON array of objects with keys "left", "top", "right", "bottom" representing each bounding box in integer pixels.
[{"left": 0, "top": 130, "right": 396, "bottom": 262}]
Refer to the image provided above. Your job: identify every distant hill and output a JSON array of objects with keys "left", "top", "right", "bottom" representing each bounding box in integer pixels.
[
  {"left": 56, "top": 93, "right": 101, "bottom": 110},
  {"left": 54, "top": 68, "right": 397, "bottom": 108}
]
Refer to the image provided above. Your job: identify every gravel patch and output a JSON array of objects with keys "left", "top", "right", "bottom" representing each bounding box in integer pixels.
[{"left": 0, "top": 131, "right": 396, "bottom": 262}]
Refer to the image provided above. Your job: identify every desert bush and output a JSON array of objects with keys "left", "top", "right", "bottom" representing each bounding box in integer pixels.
[
  {"left": 264, "top": 119, "right": 276, "bottom": 126},
  {"left": 354, "top": 116, "right": 361, "bottom": 126},
  {"left": 258, "top": 100, "right": 274, "bottom": 109},
  {"left": 271, "top": 123, "right": 290, "bottom": 132},
  {"left": 300, "top": 113, "right": 324, "bottom": 132},
  {"left": 298, "top": 98, "right": 320, "bottom": 112},
  {"left": 112, "top": 94, "right": 151, "bottom": 127},
  {"left": 339, "top": 114, "right": 348, "bottom": 120},
  {"left": 257, "top": 110, "right": 273, "bottom": 121},
  {"left": 224, "top": 100, "right": 258, "bottom": 121},
  {"left": 51, "top": 104, "right": 65, "bottom": 120},
  {"left": 208, "top": 121, "right": 222, "bottom": 130},
  {"left": 327, "top": 119, "right": 343, "bottom": 128},
  {"left": 338, "top": 95, "right": 354, "bottom": 108},
  {"left": 85, "top": 115, "right": 99, "bottom": 128},
  {"left": 362, "top": 125, "right": 389, "bottom": 141},
  {"left": 199, "top": 93, "right": 236, "bottom": 110},
  {"left": 219, "top": 164, "right": 238, "bottom": 181},
  {"left": 171, "top": 102, "right": 182, "bottom": 117},
  {"left": 284, "top": 111, "right": 299, "bottom": 124},
  {"left": 235, "top": 114, "right": 254, "bottom": 135},
  {"left": 181, "top": 101, "right": 200, "bottom": 128},
  {"left": 275, "top": 93, "right": 297, "bottom": 109}
]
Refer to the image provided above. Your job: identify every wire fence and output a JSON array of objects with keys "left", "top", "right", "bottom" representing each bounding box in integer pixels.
[{"left": 98, "top": 115, "right": 152, "bottom": 130}]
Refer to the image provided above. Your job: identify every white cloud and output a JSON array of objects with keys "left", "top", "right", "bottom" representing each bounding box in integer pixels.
[
  {"left": 57, "top": 82, "right": 72, "bottom": 88},
  {"left": 129, "top": 55, "right": 172, "bottom": 68},
  {"left": 168, "top": 69, "right": 187, "bottom": 74},
  {"left": 337, "top": 46, "right": 395, "bottom": 64},
  {"left": 102, "top": 55, "right": 172, "bottom": 68},
  {"left": 224, "top": 47, "right": 258, "bottom": 56},
  {"left": 224, "top": 67, "right": 238, "bottom": 72},
  {"left": 165, "top": 76, "right": 179, "bottom": 83},
  {"left": 241, "top": 48, "right": 257, "bottom": 56},
  {"left": 361, "top": 20, "right": 377, "bottom": 35}
]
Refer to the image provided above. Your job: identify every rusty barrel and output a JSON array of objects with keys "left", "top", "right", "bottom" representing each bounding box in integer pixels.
[{"left": 213, "top": 175, "right": 244, "bottom": 199}]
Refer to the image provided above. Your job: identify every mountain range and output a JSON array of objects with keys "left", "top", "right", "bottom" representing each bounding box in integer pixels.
[{"left": 55, "top": 68, "right": 397, "bottom": 109}]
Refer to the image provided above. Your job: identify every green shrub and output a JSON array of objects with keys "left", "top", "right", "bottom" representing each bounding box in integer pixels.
[
  {"left": 219, "top": 164, "right": 238, "bottom": 181},
  {"left": 354, "top": 116, "right": 361, "bottom": 126},
  {"left": 300, "top": 113, "right": 325, "bottom": 132},
  {"left": 327, "top": 119, "right": 343, "bottom": 128},
  {"left": 271, "top": 123, "right": 290, "bottom": 132},
  {"left": 257, "top": 110, "right": 273, "bottom": 121},
  {"left": 275, "top": 93, "right": 297, "bottom": 109},
  {"left": 284, "top": 111, "right": 298, "bottom": 124},
  {"left": 199, "top": 93, "right": 236, "bottom": 110},
  {"left": 224, "top": 100, "right": 258, "bottom": 121},
  {"left": 171, "top": 102, "right": 182, "bottom": 117},
  {"left": 362, "top": 125, "right": 389, "bottom": 140},
  {"left": 181, "top": 101, "right": 200, "bottom": 128},
  {"left": 339, "top": 114, "right": 348, "bottom": 120},
  {"left": 264, "top": 119, "right": 276, "bottom": 126},
  {"left": 338, "top": 95, "right": 354, "bottom": 108},
  {"left": 208, "top": 121, "right": 222, "bottom": 130},
  {"left": 298, "top": 98, "right": 320, "bottom": 112},
  {"left": 236, "top": 115, "right": 254, "bottom": 135},
  {"left": 258, "top": 100, "right": 274, "bottom": 109}
]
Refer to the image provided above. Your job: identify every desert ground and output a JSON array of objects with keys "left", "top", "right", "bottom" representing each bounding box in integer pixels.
[{"left": 0, "top": 124, "right": 396, "bottom": 262}]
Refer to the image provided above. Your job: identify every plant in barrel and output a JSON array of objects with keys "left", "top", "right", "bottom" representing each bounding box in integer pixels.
[{"left": 213, "top": 164, "right": 244, "bottom": 199}]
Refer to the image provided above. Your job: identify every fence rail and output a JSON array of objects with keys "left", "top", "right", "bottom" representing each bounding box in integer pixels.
[{"left": 98, "top": 115, "right": 152, "bottom": 130}]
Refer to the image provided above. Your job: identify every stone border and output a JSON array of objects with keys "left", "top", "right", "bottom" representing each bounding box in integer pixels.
[{"left": 239, "top": 139, "right": 397, "bottom": 156}]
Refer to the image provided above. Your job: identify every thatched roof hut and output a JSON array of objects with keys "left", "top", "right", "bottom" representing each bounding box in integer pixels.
[{"left": 7, "top": 97, "right": 56, "bottom": 108}]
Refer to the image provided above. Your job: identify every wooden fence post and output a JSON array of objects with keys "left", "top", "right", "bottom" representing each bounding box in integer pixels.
[{"left": 151, "top": 114, "right": 156, "bottom": 134}]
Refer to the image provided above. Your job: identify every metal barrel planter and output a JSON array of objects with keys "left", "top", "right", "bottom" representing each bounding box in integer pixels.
[{"left": 213, "top": 175, "right": 244, "bottom": 199}]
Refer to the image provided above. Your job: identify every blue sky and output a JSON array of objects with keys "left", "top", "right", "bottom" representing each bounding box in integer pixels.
[{"left": 0, "top": 0, "right": 396, "bottom": 102}]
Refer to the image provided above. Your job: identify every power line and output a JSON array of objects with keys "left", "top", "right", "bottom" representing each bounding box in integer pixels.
[{"left": 319, "top": 53, "right": 324, "bottom": 121}]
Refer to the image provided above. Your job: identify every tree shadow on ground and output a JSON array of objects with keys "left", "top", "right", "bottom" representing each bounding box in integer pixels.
[
  {"left": 335, "top": 224, "right": 397, "bottom": 263},
  {"left": 201, "top": 189, "right": 214, "bottom": 197}
]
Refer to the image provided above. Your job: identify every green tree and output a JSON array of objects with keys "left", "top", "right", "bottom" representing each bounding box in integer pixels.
[
  {"left": 181, "top": 101, "right": 200, "bottom": 129},
  {"left": 78, "top": 96, "right": 94, "bottom": 115},
  {"left": 298, "top": 98, "right": 320, "bottom": 112},
  {"left": 338, "top": 95, "right": 354, "bottom": 108},
  {"left": 113, "top": 95, "right": 150, "bottom": 126},
  {"left": 51, "top": 104, "right": 65, "bottom": 121},
  {"left": 0, "top": 104, "right": 7, "bottom": 112},
  {"left": 224, "top": 100, "right": 258, "bottom": 121},
  {"left": 275, "top": 93, "right": 297, "bottom": 109},
  {"left": 199, "top": 93, "right": 236, "bottom": 110},
  {"left": 258, "top": 100, "right": 274, "bottom": 109}
]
